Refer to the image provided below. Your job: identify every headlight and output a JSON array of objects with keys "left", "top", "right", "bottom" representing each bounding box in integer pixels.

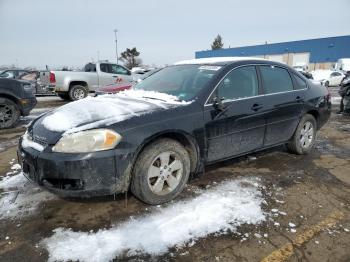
[{"left": 52, "top": 129, "right": 122, "bottom": 153}]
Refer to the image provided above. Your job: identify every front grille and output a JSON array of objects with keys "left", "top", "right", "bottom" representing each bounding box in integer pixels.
[{"left": 32, "top": 135, "right": 48, "bottom": 147}]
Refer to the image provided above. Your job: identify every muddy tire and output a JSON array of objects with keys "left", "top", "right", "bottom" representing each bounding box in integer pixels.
[
  {"left": 0, "top": 98, "right": 20, "bottom": 129},
  {"left": 287, "top": 114, "right": 317, "bottom": 155},
  {"left": 131, "top": 138, "right": 190, "bottom": 205},
  {"left": 68, "top": 85, "right": 88, "bottom": 101}
]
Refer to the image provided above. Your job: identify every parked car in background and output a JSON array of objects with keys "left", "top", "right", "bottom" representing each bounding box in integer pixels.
[
  {"left": 95, "top": 68, "right": 162, "bottom": 95},
  {"left": 0, "top": 78, "right": 37, "bottom": 128},
  {"left": 0, "top": 69, "right": 31, "bottom": 79},
  {"left": 50, "top": 62, "right": 134, "bottom": 101},
  {"left": 19, "top": 57, "right": 331, "bottom": 204},
  {"left": 323, "top": 71, "right": 345, "bottom": 87}
]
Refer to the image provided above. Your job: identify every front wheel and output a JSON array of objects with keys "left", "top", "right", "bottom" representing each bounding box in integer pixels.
[
  {"left": 287, "top": 114, "right": 317, "bottom": 155},
  {"left": 0, "top": 98, "right": 20, "bottom": 129},
  {"left": 131, "top": 138, "right": 191, "bottom": 205},
  {"left": 69, "top": 85, "right": 88, "bottom": 101}
]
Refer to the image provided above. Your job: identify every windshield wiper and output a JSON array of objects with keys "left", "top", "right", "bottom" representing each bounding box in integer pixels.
[{"left": 141, "top": 96, "right": 167, "bottom": 102}]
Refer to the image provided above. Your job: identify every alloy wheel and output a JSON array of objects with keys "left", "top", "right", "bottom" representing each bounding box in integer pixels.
[
  {"left": 73, "top": 88, "right": 85, "bottom": 100},
  {"left": 0, "top": 104, "right": 13, "bottom": 126}
]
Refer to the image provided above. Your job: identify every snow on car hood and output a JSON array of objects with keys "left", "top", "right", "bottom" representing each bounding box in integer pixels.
[{"left": 41, "top": 90, "right": 190, "bottom": 134}]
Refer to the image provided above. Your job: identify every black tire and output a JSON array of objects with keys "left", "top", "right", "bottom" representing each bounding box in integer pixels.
[
  {"left": 287, "top": 114, "right": 317, "bottom": 155},
  {"left": 131, "top": 138, "right": 191, "bottom": 205},
  {"left": 57, "top": 92, "right": 70, "bottom": 100},
  {"left": 0, "top": 97, "right": 20, "bottom": 129},
  {"left": 68, "top": 85, "right": 88, "bottom": 101}
]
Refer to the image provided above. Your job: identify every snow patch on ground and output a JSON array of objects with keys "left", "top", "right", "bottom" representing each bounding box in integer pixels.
[
  {"left": 42, "top": 89, "right": 190, "bottom": 133},
  {"left": 42, "top": 178, "right": 265, "bottom": 262},
  {"left": 0, "top": 165, "right": 55, "bottom": 219}
]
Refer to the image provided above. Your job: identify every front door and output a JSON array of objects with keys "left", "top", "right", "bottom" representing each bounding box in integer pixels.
[{"left": 204, "top": 65, "right": 267, "bottom": 162}]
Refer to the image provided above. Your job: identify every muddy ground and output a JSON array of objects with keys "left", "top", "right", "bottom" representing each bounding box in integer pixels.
[{"left": 0, "top": 94, "right": 350, "bottom": 262}]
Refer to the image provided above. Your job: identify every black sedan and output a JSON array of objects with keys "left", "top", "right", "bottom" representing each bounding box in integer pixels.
[{"left": 18, "top": 57, "right": 331, "bottom": 204}]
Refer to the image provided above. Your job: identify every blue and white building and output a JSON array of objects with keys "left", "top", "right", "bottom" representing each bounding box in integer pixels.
[{"left": 195, "top": 35, "right": 350, "bottom": 70}]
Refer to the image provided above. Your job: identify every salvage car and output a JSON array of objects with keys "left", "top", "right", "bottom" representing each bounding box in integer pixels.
[
  {"left": 18, "top": 57, "right": 331, "bottom": 204},
  {"left": 0, "top": 78, "right": 37, "bottom": 128}
]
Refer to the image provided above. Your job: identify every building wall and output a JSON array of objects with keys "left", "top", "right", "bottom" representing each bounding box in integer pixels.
[{"left": 195, "top": 35, "right": 350, "bottom": 68}]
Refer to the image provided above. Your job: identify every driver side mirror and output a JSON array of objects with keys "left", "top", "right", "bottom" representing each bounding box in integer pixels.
[{"left": 212, "top": 96, "right": 225, "bottom": 111}]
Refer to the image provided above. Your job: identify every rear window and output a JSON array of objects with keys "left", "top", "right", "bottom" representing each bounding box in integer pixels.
[{"left": 259, "top": 65, "right": 294, "bottom": 94}]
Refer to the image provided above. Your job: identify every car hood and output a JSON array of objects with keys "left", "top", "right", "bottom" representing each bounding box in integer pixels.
[{"left": 30, "top": 90, "right": 190, "bottom": 145}]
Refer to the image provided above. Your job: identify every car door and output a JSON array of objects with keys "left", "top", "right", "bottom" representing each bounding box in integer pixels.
[
  {"left": 204, "top": 65, "right": 267, "bottom": 162},
  {"left": 258, "top": 65, "right": 306, "bottom": 146},
  {"left": 109, "top": 64, "right": 133, "bottom": 83},
  {"left": 98, "top": 63, "right": 120, "bottom": 87}
]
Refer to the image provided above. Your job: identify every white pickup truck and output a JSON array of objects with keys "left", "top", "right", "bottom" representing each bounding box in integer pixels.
[{"left": 49, "top": 62, "right": 134, "bottom": 100}]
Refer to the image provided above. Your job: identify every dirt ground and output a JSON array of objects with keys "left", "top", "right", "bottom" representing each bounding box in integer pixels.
[{"left": 0, "top": 95, "right": 349, "bottom": 262}]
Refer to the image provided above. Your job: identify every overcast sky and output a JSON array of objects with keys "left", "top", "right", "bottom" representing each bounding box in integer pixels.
[{"left": 0, "top": 0, "right": 349, "bottom": 69}]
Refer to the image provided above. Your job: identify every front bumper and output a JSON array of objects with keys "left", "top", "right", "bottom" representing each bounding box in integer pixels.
[
  {"left": 20, "top": 97, "right": 37, "bottom": 116},
  {"left": 17, "top": 143, "right": 134, "bottom": 197}
]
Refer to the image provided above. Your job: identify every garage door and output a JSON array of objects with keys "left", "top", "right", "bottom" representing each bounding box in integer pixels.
[
  {"left": 267, "top": 55, "right": 284, "bottom": 63},
  {"left": 292, "top": 52, "right": 310, "bottom": 66}
]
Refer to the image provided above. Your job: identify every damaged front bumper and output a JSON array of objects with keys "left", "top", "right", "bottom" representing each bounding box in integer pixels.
[{"left": 17, "top": 142, "right": 134, "bottom": 198}]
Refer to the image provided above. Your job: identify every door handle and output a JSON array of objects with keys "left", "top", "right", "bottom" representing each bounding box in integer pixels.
[
  {"left": 296, "top": 96, "right": 304, "bottom": 102},
  {"left": 251, "top": 103, "right": 263, "bottom": 111}
]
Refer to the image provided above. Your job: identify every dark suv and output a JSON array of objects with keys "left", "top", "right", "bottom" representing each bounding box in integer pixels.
[
  {"left": 0, "top": 78, "right": 37, "bottom": 128},
  {"left": 18, "top": 58, "right": 331, "bottom": 204}
]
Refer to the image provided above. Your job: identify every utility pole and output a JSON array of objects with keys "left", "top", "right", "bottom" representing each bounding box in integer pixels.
[{"left": 114, "top": 29, "right": 118, "bottom": 64}]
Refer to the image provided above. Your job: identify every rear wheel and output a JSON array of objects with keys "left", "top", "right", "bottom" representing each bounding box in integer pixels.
[
  {"left": 68, "top": 85, "right": 88, "bottom": 101},
  {"left": 0, "top": 98, "right": 20, "bottom": 129},
  {"left": 287, "top": 114, "right": 317, "bottom": 155},
  {"left": 131, "top": 138, "right": 190, "bottom": 205}
]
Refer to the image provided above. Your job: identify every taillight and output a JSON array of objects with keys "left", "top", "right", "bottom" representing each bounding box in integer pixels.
[{"left": 49, "top": 72, "right": 56, "bottom": 83}]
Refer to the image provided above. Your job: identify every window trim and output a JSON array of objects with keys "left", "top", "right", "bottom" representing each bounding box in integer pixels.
[
  {"left": 204, "top": 63, "right": 308, "bottom": 107},
  {"left": 257, "top": 65, "right": 295, "bottom": 95}
]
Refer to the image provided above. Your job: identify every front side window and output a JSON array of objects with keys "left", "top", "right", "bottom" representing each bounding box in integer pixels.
[
  {"left": 134, "top": 65, "right": 220, "bottom": 101},
  {"left": 110, "top": 64, "right": 129, "bottom": 75},
  {"left": 217, "top": 66, "right": 259, "bottom": 101},
  {"left": 259, "top": 65, "right": 294, "bottom": 94}
]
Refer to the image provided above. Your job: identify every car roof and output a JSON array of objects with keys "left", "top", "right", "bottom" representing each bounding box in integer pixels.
[{"left": 174, "top": 56, "right": 268, "bottom": 66}]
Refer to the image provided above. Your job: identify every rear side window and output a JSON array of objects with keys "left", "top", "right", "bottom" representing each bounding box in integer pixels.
[
  {"left": 259, "top": 65, "right": 294, "bottom": 94},
  {"left": 293, "top": 74, "right": 308, "bottom": 90},
  {"left": 217, "top": 66, "right": 259, "bottom": 101}
]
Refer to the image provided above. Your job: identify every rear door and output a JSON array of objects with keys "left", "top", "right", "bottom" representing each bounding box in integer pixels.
[
  {"left": 258, "top": 65, "right": 306, "bottom": 146},
  {"left": 204, "top": 65, "right": 267, "bottom": 162}
]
